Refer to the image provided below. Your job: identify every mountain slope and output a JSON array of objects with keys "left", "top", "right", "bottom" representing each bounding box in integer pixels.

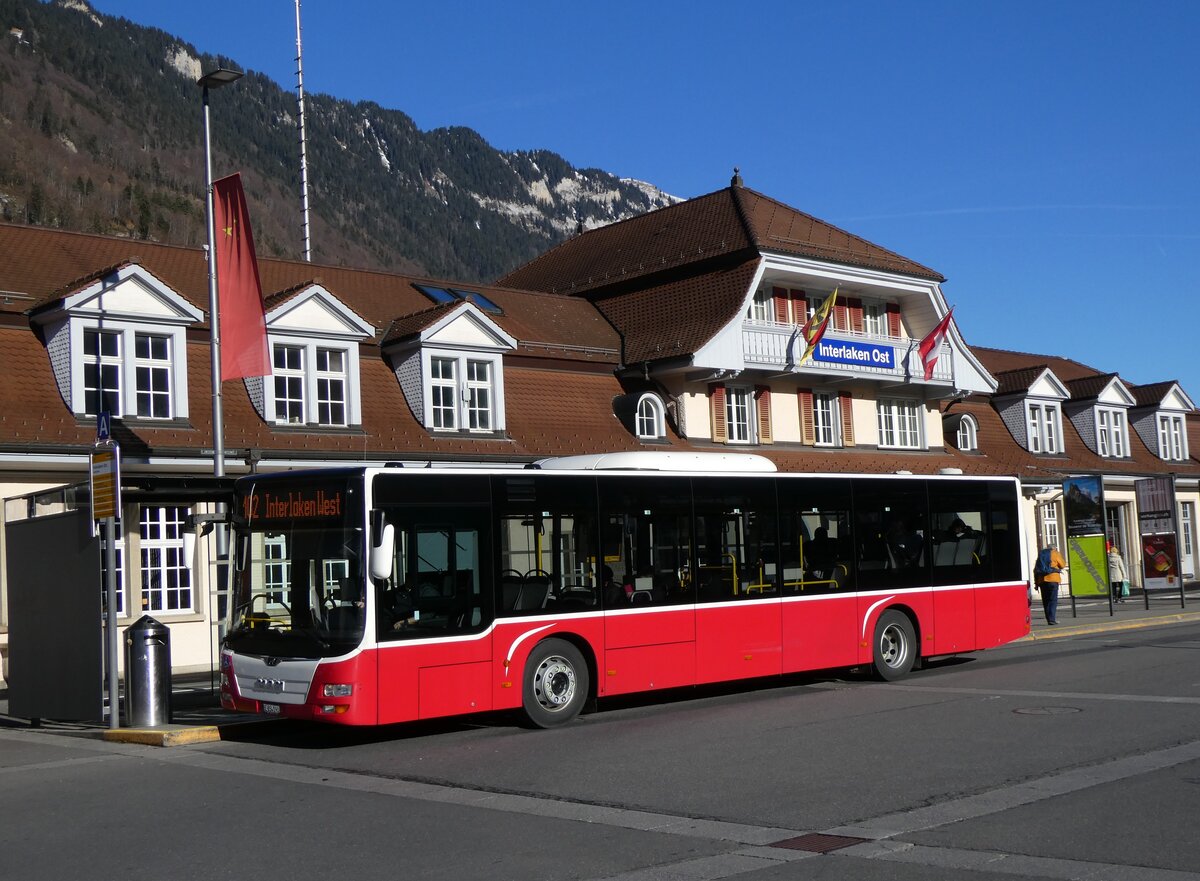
[{"left": 0, "top": 0, "right": 679, "bottom": 282}]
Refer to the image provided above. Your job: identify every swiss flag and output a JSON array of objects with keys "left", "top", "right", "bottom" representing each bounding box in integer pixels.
[
  {"left": 212, "top": 173, "right": 270, "bottom": 380},
  {"left": 918, "top": 308, "right": 955, "bottom": 381}
]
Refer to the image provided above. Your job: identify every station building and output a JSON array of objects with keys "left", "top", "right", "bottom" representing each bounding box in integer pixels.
[{"left": 1, "top": 174, "right": 1197, "bottom": 683}]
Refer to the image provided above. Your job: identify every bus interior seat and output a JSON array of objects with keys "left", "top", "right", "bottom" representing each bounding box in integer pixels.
[
  {"left": 934, "top": 541, "right": 957, "bottom": 566},
  {"left": 833, "top": 563, "right": 850, "bottom": 589},
  {"left": 500, "top": 574, "right": 523, "bottom": 611},
  {"left": 514, "top": 580, "right": 551, "bottom": 611}
]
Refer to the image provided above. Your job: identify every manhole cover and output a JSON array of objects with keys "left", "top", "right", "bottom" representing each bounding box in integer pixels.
[
  {"left": 770, "top": 833, "right": 868, "bottom": 853},
  {"left": 1013, "top": 706, "right": 1082, "bottom": 715}
]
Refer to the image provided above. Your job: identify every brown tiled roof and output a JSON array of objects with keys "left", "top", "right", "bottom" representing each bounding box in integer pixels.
[
  {"left": 498, "top": 185, "right": 943, "bottom": 296},
  {"left": 992, "top": 366, "right": 1051, "bottom": 396},
  {"left": 594, "top": 257, "right": 761, "bottom": 365},
  {"left": 0, "top": 222, "right": 618, "bottom": 362},
  {"left": 1131, "top": 381, "right": 1177, "bottom": 407},
  {"left": 733, "top": 187, "right": 943, "bottom": 281},
  {"left": 1064, "top": 373, "right": 1119, "bottom": 401},
  {"left": 381, "top": 303, "right": 462, "bottom": 345},
  {"left": 950, "top": 392, "right": 1200, "bottom": 480},
  {"left": 973, "top": 346, "right": 1106, "bottom": 384}
]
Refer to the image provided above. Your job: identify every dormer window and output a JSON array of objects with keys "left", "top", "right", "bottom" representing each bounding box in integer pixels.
[
  {"left": 31, "top": 264, "right": 202, "bottom": 422},
  {"left": 268, "top": 340, "right": 355, "bottom": 427},
  {"left": 1096, "top": 407, "right": 1127, "bottom": 458},
  {"left": 636, "top": 394, "right": 666, "bottom": 440},
  {"left": 251, "top": 284, "right": 374, "bottom": 429},
  {"left": 1027, "top": 402, "right": 1061, "bottom": 454},
  {"left": 385, "top": 301, "right": 516, "bottom": 435},
  {"left": 956, "top": 414, "right": 978, "bottom": 451},
  {"left": 1158, "top": 414, "right": 1187, "bottom": 461}
]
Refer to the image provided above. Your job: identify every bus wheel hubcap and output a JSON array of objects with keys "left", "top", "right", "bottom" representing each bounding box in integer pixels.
[
  {"left": 881, "top": 625, "right": 906, "bottom": 667},
  {"left": 535, "top": 656, "right": 576, "bottom": 710}
]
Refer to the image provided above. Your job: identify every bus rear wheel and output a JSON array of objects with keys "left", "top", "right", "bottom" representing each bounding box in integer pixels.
[
  {"left": 872, "top": 610, "right": 916, "bottom": 681},
  {"left": 522, "top": 638, "right": 589, "bottom": 728}
]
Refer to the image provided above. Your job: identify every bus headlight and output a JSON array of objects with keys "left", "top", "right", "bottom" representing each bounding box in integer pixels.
[{"left": 323, "top": 683, "right": 353, "bottom": 697}]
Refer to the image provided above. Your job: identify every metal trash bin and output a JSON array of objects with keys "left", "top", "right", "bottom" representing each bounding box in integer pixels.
[{"left": 124, "top": 615, "right": 172, "bottom": 727}]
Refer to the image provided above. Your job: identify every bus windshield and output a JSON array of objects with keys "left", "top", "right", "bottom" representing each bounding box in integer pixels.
[{"left": 226, "top": 475, "right": 364, "bottom": 659}]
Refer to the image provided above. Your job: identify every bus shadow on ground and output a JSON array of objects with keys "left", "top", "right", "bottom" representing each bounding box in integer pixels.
[{"left": 216, "top": 658, "right": 982, "bottom": 748}]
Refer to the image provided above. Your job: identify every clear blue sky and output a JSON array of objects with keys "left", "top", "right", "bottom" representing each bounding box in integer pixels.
[{"left": 92, "top": 0, "right": 1200, "bottom": 397}]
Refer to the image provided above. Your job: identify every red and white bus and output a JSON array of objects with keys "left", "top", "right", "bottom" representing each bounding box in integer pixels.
[{"left": 220, "top": 453, "right": 1030, "bottom": 727}]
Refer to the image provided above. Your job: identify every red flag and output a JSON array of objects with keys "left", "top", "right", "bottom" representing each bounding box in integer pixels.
[
  {"left": 212, "top": 173, "right": 269, "bottom": 380},
  {"left": 918, "top": 308, "right": 955, "bottom": 381}
]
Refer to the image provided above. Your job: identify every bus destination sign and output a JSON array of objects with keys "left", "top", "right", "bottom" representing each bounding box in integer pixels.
[{"left": 242, "top": 487, "right": 345, "bottom": 525}]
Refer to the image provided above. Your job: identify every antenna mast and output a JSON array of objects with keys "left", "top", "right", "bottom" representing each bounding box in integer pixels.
[{"left": 294, "top": 0, "right": 312, "bottom": 261}]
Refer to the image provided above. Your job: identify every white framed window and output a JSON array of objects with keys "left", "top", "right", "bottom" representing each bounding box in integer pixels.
[
  {"left": 877, "top": 398, "right": 922, "bottom": 449},
  {"left": 315, "top": 347, "right": 347, "bottom": 427},
  {"left": 83, "top": 328, "right": 122, "bottom": 416},
  {"left": 1096, "top": 407, "right": 1127, "bottom": 457},
  {"left": 134, "top": 333, "right": 172, "bottom": 419},
  {"left": 139, "top": 505, "right": 192, "bottom": 614},
  {"left": 78, "top": 324, "right": 187, "bottom": 420},
  {"left": 101, "top": 529, "right": 126, "bottom": 617},
  {"left": 264, "top": 534, "right": 289, "bottom": 605},
  {"left": 813, "top": 392, "right": 839, "bottom": 446},
  {"left": 636, "top": 394, "right": 666, "bottom": 440},
  {"left": 726, "top": 386, "right": 754, "bottom": 444},
  {"left": 956, "top": 414, "right": 978, "bottom": 451},
  {"left": 863, "top": 302, "right": 885, "bottom": 336},
  {"left": 273, "top": 344, "right": 305, "bottom": 424},
  {"left": 1027, "top": 402, "right": 1061, "bottom": 454},
  {"left": 430, "top": 357, "right": 457, "bottom": 430},
  {"left": 1039, "top": 502, "right": 1061, "bottom": 551},
  {"left": 748, "top": 287, "right": 770, "bottom": 322},
  {"left": 466, "top": 360, "right": 493, "bottom": 430},
  {"left": 424, "top": 351, "right": 502, "bottom": 433},
  {"left": 268, "top": 339, "right": 359, "bottom": 427},
  {"left": 1158, "top": 414, "right": 1187, "bottom": 461}
]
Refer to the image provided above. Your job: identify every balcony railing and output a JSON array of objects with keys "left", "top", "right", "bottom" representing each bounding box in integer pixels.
[{"left": 741, "top": 321, "right": 952, "bottom": 383}]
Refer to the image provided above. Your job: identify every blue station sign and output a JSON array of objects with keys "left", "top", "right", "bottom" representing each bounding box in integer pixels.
[{"left": 812, "top": 339, "right": 896, "bottom": 369}]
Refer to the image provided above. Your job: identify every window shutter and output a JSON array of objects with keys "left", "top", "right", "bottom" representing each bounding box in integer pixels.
[
  {"left": 755, "top": 385, "right": 773, "bottom": 444},
  {"left": 798, "top": 388, "right": 815, "bottom": 445},
  {"left": 710, "top": 383, "right": 727, "bottom": 444},
  {"left": 886, "top": 302, "right": 902, "bottom": 338},
  {"left": 791, "top": 290, "right": 807, "bottom": 325},
  {"left": 839, "top": 391, "right": 855, "bottom": 446},
  {"left": 848, "top": 298, "right": 864, "bottom": 334},
  {"left": 835, "top": 301, "right": 849, "bottom": 332},
  {"left": 772, "top": 287, "right": 789, "bottom": 323}
]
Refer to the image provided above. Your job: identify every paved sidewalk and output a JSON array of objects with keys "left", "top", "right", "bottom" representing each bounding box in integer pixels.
[{"left": 1024, "top": 587, "right": 1200, "bottom": 640}]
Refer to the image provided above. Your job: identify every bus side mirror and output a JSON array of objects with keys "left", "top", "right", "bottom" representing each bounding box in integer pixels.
[{"left": 370, "top": 523, "right": 394, "bottom": 581}]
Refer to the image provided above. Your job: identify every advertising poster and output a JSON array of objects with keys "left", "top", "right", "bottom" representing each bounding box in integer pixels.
[
  {"left": 1135, "top": 476, "right": 1179, "bottom": 592},
  {"left": 1063, "top": 476, "right": 1107, "bottom": 597},
  {"left": 1141, "top": 533, "right": 1179, "bottom": 591}
]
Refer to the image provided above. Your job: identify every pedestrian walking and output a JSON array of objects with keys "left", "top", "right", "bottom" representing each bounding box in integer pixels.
[
  {"left": 1033, "top": 544, "right": 1067, "bottom": 624},
  {"left": 1107, "top": 542, "right": 1128, "bottom": 603}
]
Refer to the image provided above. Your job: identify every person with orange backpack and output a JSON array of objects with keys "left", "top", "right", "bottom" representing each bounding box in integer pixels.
[{"left": 1033, "top": 544, "right": 1067, "bottom": 624}]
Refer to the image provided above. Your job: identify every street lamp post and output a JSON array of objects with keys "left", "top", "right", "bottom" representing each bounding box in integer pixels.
[{"left": 199, "top": 67, "right": 242, "bottom": 555}]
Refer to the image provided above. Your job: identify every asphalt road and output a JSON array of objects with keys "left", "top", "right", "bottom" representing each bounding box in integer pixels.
[{"left": 5, "top": 621, "right": 1200, "bottom": 880}]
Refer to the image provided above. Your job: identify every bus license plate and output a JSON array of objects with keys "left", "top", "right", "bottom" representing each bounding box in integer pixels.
[{"left": 261, "top": 703, "right": 280, "bottom": 715}]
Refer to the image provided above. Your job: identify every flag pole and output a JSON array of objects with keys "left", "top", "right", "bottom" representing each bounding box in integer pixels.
[{"left": 198, "top": 67, "right": 242, "bottom": 555}]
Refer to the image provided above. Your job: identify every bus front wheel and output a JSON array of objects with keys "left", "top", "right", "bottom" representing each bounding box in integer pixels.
[
  {"left": 522, "top": 638, "right": 589, "bottom": 728},
  {"left": 872, "top": 610, "right": 916, "bottom": 681}
]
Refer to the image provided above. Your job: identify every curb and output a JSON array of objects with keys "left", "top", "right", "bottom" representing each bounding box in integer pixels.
[
  {"left": 99, "top": 715, "right": 278, "bottom": 747},
  {"left": 1021, "top": 611, "right": 1200, "bottom": 642},
  {"left": 102, "top": 725, "right": 223, "bottom": 747}
]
